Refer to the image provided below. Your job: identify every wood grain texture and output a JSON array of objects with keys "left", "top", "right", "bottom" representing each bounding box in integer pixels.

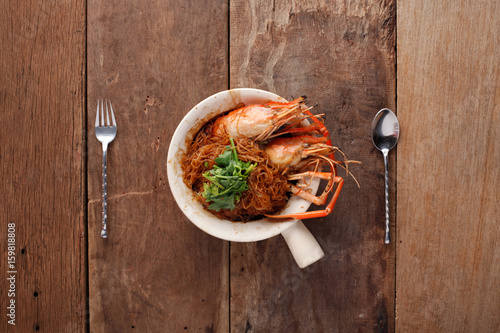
[
  {"left": 87, "top": 1, "right": 229, "bottom": 331},
  {"left": 229, "top": 1, "right": 396, "bottom": 332},
  {"left": 397, "top": 1, "right": 500, "bottom": 332},
  {"left": 0, "top": 0, "right": 87, "bottom": 332}
]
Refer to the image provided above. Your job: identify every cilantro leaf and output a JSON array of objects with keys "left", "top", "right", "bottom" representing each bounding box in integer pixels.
[
  {"left": 214, "top": 149, "right": 233, "bottom": 167},
  {"left": 202, "top": 138, "right": 256, "bottom": 211}
]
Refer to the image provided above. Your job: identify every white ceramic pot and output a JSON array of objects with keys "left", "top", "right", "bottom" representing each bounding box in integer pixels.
[{"left": 167, "top": 88, "right": 324, "bottom": 268}]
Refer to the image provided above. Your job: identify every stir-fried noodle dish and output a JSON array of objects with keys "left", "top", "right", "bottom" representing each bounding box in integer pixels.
[{"left": 181, "top": 97, "right": 357, "bottom": 222}]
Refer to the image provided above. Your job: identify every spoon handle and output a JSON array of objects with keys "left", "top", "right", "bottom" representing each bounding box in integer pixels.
[{"left": 383, "top": 150, "right": 391, "bottom": 244}]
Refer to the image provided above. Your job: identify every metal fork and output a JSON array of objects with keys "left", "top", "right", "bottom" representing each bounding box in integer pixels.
[{"left": 95, "top": 100, "right": 117, "bottom": 238}]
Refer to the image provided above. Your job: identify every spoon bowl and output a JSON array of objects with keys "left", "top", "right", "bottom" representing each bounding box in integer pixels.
[
  {"left": 372, "top": 109, "right": 400, "bottom": 152},
  {"left": 371, "top": 108, "right": 400, "bottom": 244}
]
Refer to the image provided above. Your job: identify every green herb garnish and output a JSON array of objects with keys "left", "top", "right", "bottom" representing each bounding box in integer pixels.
[{"left": 202, "top": 138, "right": 256, "bottom": 211}]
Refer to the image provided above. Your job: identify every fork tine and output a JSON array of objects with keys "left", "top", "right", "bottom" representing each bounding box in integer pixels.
[
  {"left": 109, "top": 101, "right": 117, "bottom": 126},
  {"left": 105, "top": 100, "right": 111, "bottom": 126},
  {"left": 95, "top": 100, "right": 100, "bottom": 127},
  {"left": 100, "top": 99, "right": 105, "bottom": 126}
]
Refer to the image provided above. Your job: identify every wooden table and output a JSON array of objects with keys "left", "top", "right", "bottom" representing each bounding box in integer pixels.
[{"left": 1, "top": 1, "right": 498, "bottom": 332}]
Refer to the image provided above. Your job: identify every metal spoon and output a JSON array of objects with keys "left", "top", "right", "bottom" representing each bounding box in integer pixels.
[{"left": 371, "top": 108, "right": 400, "bottom": 244}]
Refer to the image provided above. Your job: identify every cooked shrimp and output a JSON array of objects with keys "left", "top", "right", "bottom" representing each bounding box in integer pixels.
[
  {"left": 212, "top": 97, "right": 309, "bottom": 141},
  {"left": 264, "top": 136, "right": 334, "bottom": 171},
  {"left": 259, "top": 135, "right": 345, "bottom": 219}
]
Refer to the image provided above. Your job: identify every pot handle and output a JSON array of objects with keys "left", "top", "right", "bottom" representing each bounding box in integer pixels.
[{"left": 281, "top": 220, "right": 324, "bottom": 268}]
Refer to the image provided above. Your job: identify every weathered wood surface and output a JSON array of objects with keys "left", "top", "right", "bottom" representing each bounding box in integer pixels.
[
  {"left": 87, "top": 0, "right": 229, "bottom": 331},
  {"left": 229, "top": 1, "right": 396, "bottom": 332},
  {"left": 0, "top": 1, "right": 87, "bottom": 332},
  {"left": 16, "top": 0, "right": 500, "bottom": 332},
  {"left": 397, "top": 1, "right": 500, "bottom": 332}
]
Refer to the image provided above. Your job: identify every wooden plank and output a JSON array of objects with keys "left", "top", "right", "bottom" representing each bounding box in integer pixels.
[
  {"left": 87, "top": 1, "right": 229, "bottom": 331},
  {"left": 229, "top": 1, "right": 396, "bottom": 331},
  {"left": 0, "top": 1, "right": 86, "bottom": 332},
  {"left": 396, "top": 1, "right": 500, "bottom": 332}
]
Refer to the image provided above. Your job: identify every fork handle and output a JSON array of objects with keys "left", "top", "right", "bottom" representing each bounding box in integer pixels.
[{"left": 101, "top": 146, "right": 108, "bottom": 238}]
